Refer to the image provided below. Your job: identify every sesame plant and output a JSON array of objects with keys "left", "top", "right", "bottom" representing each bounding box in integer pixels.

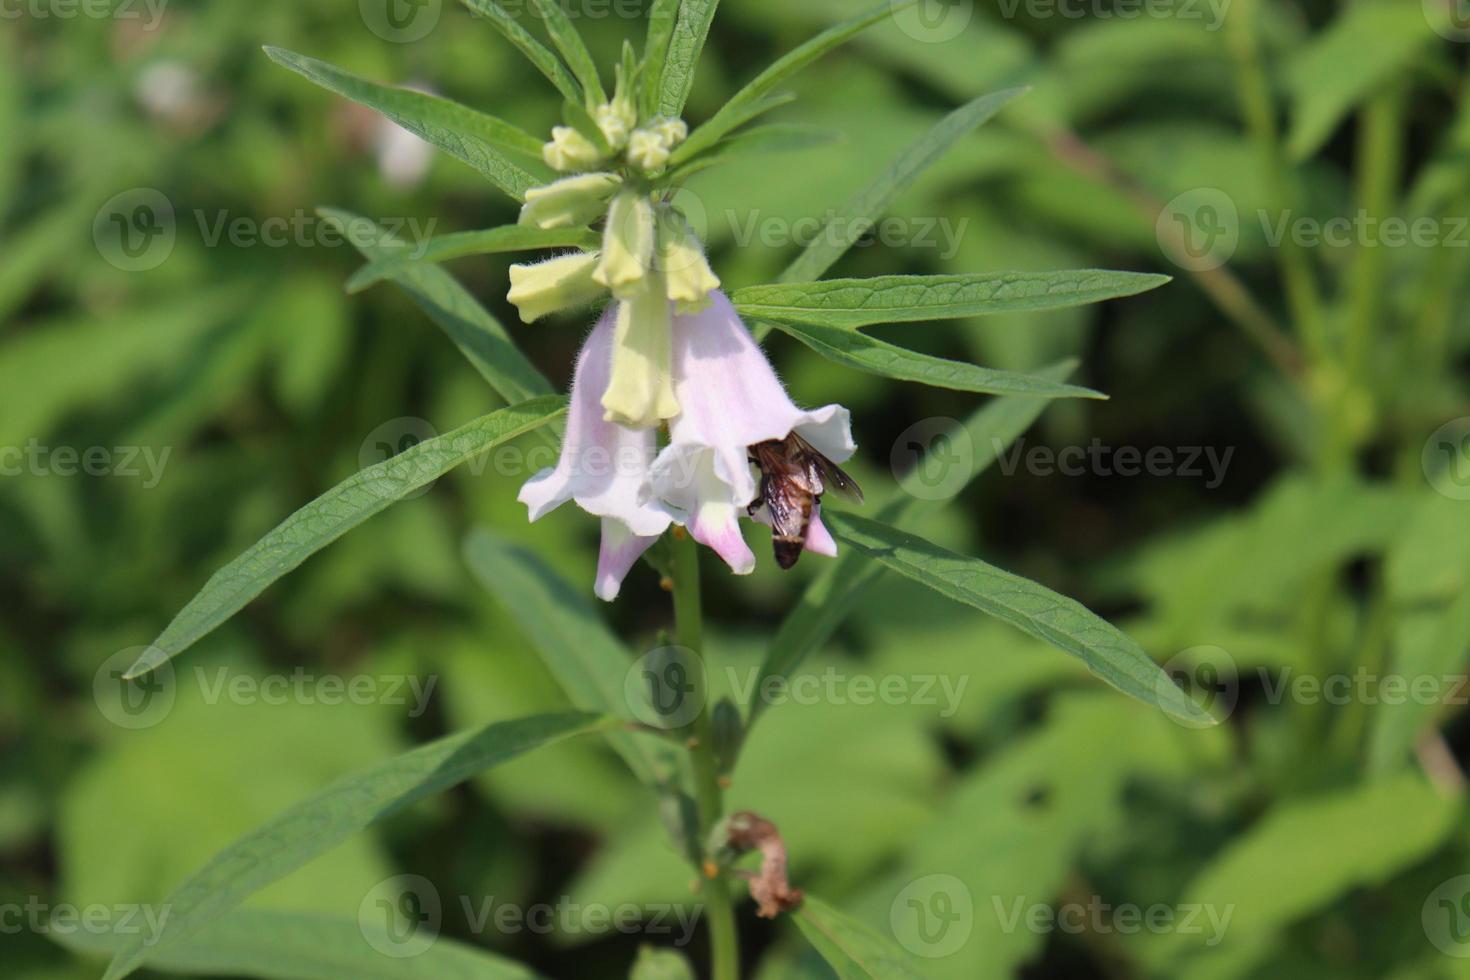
[{"left": 96, "top": 3, "right": 1214, "bottom": 979}]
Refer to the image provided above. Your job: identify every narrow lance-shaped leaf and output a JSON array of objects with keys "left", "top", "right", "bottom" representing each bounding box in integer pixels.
[
  {"left": 670, "top": 125, "right": 840, "bottom": 181},
  {"left": 823, "top": 511, "right": 1216, "bottom": 727},
  {"left": 640, "top": 0, "right": 681, "bottom": 118},
  {"left": 770, "top": 86, "right": 1028, "bottom": 297},
  {"left": 459, "top": 0, "right": 582, "bottom": 104},
  {"left": 463, "top": 529, "right": 683, "bottom": 789},
  {"left": 746, "top": 362, "right": 1077, "bottom": 731},
  {"left": 320, "top": 209, "right": 556, "bottom": 406},
  {"left": 659, "top": 0, "right": 720, "bottom": 118},
  {"left": 346, "top": 225, "right": 599, "bottom": 294},
  {"left": 58, "top": 908, "right": 542, "bottom": 980},
  {"left": 735, "top": 271, "right": 1171, "bottom": 328},
  {"left": 101, "top": 713, "right": 612, "bottom": 980},
  {"left": 527, "top": 0, "right": 605, "bottom": 106},
  {"left": 762, "top": 318, "right": 1104, "bottom": 399},
  {"left": 124, "top": 397, "right": 566, "bottom": 679},
  {"left": 794, "top": 896, "right": 926, "bottom": 980},
  {"left": 264, "top": 47, "right": 548, "bottom": 200},
  {"left": 673, "top": 0, "right": 912, "bottom": 163}
]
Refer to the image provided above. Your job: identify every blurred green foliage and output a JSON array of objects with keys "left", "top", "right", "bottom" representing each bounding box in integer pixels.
[{"left": 5, "top": 1, "right": 1470, "bottom": 978}]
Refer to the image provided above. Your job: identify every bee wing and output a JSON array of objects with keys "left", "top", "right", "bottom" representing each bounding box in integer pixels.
[
  {"left": 788, "top": 432, "right": 864, "bottom": 502},
  {"left": 763, "top": 477, "right": 810, "bottom": 539}
]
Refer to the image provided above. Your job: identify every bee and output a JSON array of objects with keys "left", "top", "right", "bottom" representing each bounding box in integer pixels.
[{"left": 747, "top": 433, "right": 863, "bottom": 569}]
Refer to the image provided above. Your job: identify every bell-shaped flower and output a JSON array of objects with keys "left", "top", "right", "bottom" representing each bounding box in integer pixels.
[
  {"left": 518, "top": 306, "right": 673, "bottom": 600},
  {"left": 656, "top": 207, "right": 720, "bottom": 313},
  {"left": 519, "top": 173, "right": 621, "bottom": 230},
  {"left": 506, "top": 251, "right": 603, "bottom": 323},
  {"left": 600, "top": 275, "right": 679, "bottom": 429},
  {"left": 650, "top": 291, "right": 856, "bottom": 574}
]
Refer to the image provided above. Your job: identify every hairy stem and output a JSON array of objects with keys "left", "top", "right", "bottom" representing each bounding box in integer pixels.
[{"left": 671, "top": 532, "right": 740, "bottom": 980}]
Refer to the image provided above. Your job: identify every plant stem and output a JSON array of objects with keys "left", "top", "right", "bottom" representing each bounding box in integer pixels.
[{"left": 671, "top": 531, "right": 740, "bottom": 980}]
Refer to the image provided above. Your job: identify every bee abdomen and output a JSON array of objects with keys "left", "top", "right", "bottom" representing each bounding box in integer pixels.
[{"left": 772, "top": 535, "right": 805, "bottom": 569}]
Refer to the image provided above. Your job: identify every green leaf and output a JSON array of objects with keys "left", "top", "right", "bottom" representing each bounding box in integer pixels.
[
  {"left": 1151, "top": 773, "right": 1458, "bottom": 973},
  {"left": 773, "top": 87, "right": 1027, "bottom": 289},
  {"left": 673, "top": 0, "right": 908, "bottom": 162},
  {"left": 747, "top": 362, "right": 1077, "bottom": 731},
  {"left": 463, "top": 529, "right": 682, "bottom": 788},
  {"left": 101, "top": 713, "right": 610, "bottom": 980},
  {"left": 58, "top": 908, "right": 540, "bottom": 980},
  {"left": 670, "top": 124, "right": 840, "bottom": 180},
  {"left": 794, "top": 895, "right": 925, "bottom": 980},
  {"left": 629, "top": 944, "right": 696, "bottom": 980},
  {"left": 459, "top": 0, "right": 583, "bottom": 104},
  {"left": 1283, "top": 2, "right": 1433, "bottom": 161},
  {"left": 734, "top": 271, "right": 1171, "bottom": 328},
  {"left": 264, "top": 47, "right": 547, "bottom": 200},
  {"left": 346, "top": 225, "right": 599, "bottom": 294},
  {"left": 640, "top": 0, "right": 681, "bottom": 118},
  {"left": 527, "top": 0, "right": 606, "bottom": 106},
  {"left": 320, "top": 209, "right": 556, "bottom": 405},
  {"left": 659, "top": 0, "right": 721, "bottom": 118},
  {"left": 822, "top": 511, "right": 1216, "bottom": 726},
  {"left": 124, "top": 397, "right": 565, "bottom": 678},
  {"left": 762, "top": 318, "right": 1104, "bottom": 399}
]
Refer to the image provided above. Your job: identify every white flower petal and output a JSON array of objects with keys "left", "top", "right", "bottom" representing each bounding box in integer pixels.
[{"left": 595, "top": 517, "right": 660, "bottom": 601}]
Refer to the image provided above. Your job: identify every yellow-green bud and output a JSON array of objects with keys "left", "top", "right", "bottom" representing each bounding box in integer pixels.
[
  {"left": 506, "top": 251, "right": 604, "bottom": 323},
  {"left": 656, "top": 207, "right": 719, "bottom": 312},
  {"left": 542, "top": 126, "right": 604, "bottom": 173},
  {"left": 601, "top": 277, "right": 679, "bottom": 428},
  {"left": 518, "top": 173, "right": 621, "bottom": 230},
  {"left": 652, "top": 117, "right": 689, "bottom": 148},
  {"left": 594, "top": 192, "right": 655, "bottom": 298},
  {"left": 594, "top": 100, "right": 637, "bottom": 150},
  {"left": 627, "top": 128, "right": 672, "bottom": 174}
]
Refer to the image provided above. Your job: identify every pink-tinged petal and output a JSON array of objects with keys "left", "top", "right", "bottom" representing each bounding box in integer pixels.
[
  {"left": 688, "top": 503, "right": 755, "bottom": 575},
  {"left": 518, "top": 307, "right": 672, "bottom": 538},
  {"left": 804, "top": 506, "right": 838, "bottom": 558},
  {"left": 594, "top": 518, "right": 660, "bottom": 601}
]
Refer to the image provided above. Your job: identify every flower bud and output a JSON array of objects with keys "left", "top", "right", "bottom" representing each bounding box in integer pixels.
[
  {"left": 652, "top": 117, "right": 689, "bottom": 147},
  {"left": 518, "top": 172, "right": 622, "bottom": 230},
  {"left": 506, "top": 251, "right": 603, "bottom": 323},
  {"left": 656, "top": 207, "right": 720, "bottom": 312},
  {"left": 542, "top": 125, "right": 604, "bottom": 172},
  {"left": 627, "top": 128, "right": 673, "bottom": 174},
  {"left": 595, "top": 100, "right": 638, "bottom": 150},
  {"left": 594, "top": 191, "right": 656, "bottom": 297}
]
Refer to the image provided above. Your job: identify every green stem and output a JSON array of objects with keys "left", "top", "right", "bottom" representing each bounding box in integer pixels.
[{"left": 671, "top": 532, "right": 740, "bottom": 980}]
